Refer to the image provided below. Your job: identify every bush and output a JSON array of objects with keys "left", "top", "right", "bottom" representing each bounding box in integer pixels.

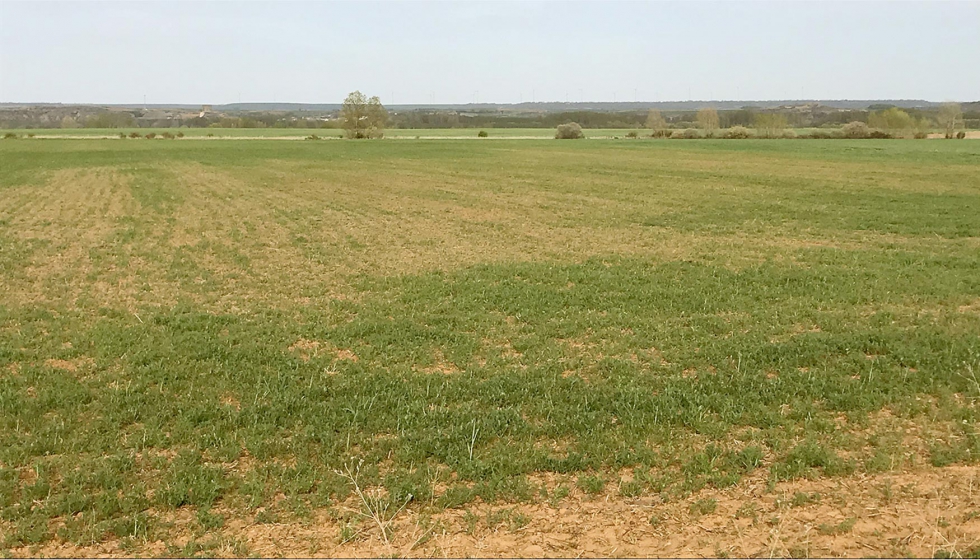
[
  {"left": 477, "top": 130, "right": 488, "bottom": 138},
  {"left": 129, "top": 132, "right": 141, "bottom": 139},
  {"left": 27, "top": 133, "right": 35, "bottom": 138},
  {"left": 119, "top": 133, "right": 127, "bottom": 139},
  {"left": 176, "top": 131, "right": 185, "bottom": 138},
  {"left": 161, "top": 132, "right": 175, "bottom": 139},
  {"left": 3, "top": 132, "right": 17, "bottom": 139},
  {"left": 625, "top": 131, "right": 638, "bottom": 139},
  {"left": 724, "top": 126, "right": 753, "bottom": 139},
  {"left": 207, "top": 133, "right": 215, "bottom": 138},
  {"left": 841, "top": 121, "right": 870, "bottom": 139},
  {"left": 868, "top": 129, "right": 892, "bottom": 139},
  {"left": 145, "top": 133, "right": 156, "bottom": 139},
  {"left": 555, "top": 122, "right": 585, "bottom": 139},
  {"left": 808, "top": 129, "right": 843, "bottom": 139},
  {"left": 650, "top": 129, "right": 671, "bottom": 138},
  {"left": 957, "top": 131, "right": 967, "bottom": 139},
  {"left": 914, "top": 131, "right": 928, "bottom": 139},
  {"left": 305, "top": 134, "right": 321, "bottom": 140},
  {"left": 670, "top": 128, "right": 701, "bottom": 139},
  {"left": 781, "top": 129, "right": 798, "bottom": 139}
]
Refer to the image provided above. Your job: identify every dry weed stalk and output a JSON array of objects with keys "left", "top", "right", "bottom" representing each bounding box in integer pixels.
[{"left": 337, "top": 460, "right": 412, "bottom": 546}]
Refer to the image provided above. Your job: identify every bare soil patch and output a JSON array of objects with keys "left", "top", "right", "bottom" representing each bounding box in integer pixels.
[{"left": 13, "top": 465, "right": 980, "bottom": 558}]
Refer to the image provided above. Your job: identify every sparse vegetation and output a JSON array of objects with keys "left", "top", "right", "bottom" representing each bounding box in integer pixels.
[{"left": 0, "top": 137, "right": 978, "bottom": 555}]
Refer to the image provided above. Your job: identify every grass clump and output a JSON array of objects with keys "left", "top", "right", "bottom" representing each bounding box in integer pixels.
[
  {"left": 576, "top": 474, "right": 605, "bottom": 495},
  {"left": 689, "top": 497, "right": 718, "bottom": 516}
]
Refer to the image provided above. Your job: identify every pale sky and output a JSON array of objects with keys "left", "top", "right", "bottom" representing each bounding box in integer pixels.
[{"left": 1, "top": 0, "right": 978, "bottom": 105}]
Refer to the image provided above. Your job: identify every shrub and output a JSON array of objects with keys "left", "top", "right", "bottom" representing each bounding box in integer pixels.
[
  {"left": 477, "top": 130, "right": 488, "bottom": 138},
  {"left": 207, "top": 133, "right": 215, "bottom": 138},
  {"left": 957, "top": 131, "right": 967, "bottom": 139},
  {"left": 914, "top": 131, "right": 928, "bottom": 139},
  {"left": 725, "top": 126, "right": 753, "bottom": 139},
  {"left": 176, "top": 131, "right": 185, "bottom": 138},
  {"left": 555, "top": 122, "right": 585, "bottom": 139},
  {"left": 27, "top": 133, "right": 35, "bottom": 138},
  {"left": 129, "top": 132, "right": 141, "bottom": 139},
  {"left": 650, "top": 128, "right": 671, "bottom": 138},
  {"left": 3, "top": 132, "right": 17, "bottom": 139},
  {"left": 808, "top": 129, "right": 843, "bottom": 139},
  {"left": 305, "top": 134, "right": 321, "bottom": 140},
  {"left": 670, "top": 128, "right": 701, "bottom": 139},
  {"left": 625, "top": 131, "right": 638, "bottom": 139},
  {"left": 781, "top": 129, "right": 798, "bottom": 139},
  {"left": 842, "top": 121, "right": 870, "bottom": 139},
  {"left": 161, "top": 132, "right": 175, "bottom": 139},
  {"left": 868, "top": 129, "right": 892, "bottom": 139}
]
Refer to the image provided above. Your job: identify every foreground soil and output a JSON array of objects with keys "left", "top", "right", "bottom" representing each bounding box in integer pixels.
[{"left": 11, "top": 465, "right": 980, "bottom": 558}]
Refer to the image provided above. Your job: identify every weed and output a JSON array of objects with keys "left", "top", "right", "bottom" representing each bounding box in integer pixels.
[
  {"left": 577, "top": 474, "right": 605, "bottom": 495},
  {"left": 818, "top": 517, "right": 856, "bottom": 535},
  {"left": 690, "top": 498, "right": 718, "bottom": 516},
  {"left": 790, "top": 492, "right": 821, "bottom": 507},
  {"left": 734, "top": 502, "right": 757, "bottom": 521}
]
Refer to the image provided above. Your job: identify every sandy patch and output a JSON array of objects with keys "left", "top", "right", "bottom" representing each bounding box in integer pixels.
[{"left": 11, "top": 464, "right": 980, "bottom": 558}]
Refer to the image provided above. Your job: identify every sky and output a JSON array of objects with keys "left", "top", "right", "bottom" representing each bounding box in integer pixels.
[{"left": 1, "top": 0, "right": 978, "bottom": 105}]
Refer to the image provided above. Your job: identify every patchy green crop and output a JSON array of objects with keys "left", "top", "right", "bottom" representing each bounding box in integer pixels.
[{"left": 0, "top": 138, "right": 978, "bottom": 549}]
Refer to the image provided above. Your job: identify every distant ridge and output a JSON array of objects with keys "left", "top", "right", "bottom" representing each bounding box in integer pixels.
[{"left": 0, "top": 99, "right": 945, "bottom": 113}]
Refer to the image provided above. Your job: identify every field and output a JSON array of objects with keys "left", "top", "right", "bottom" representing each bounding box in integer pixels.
[{"left": 1, "top": 138, "right": 980, "bottom": 557}]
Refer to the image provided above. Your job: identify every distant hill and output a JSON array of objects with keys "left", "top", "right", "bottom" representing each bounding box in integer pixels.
[{"left": 0, "top": 99, "right": 944, "bottom": 113}]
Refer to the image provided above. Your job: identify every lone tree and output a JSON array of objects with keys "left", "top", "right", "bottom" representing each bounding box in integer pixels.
[
  {"left": 342, "top": 91, "right": 387, "bottom": 139},
  {"left": 754, "top": 112, "right": 788, "bottom": 138},
  {"left": 938, "top": 102, "right": 962, "bottom": 139},
  {"left": 646, "top": 109, "right": 667, "bottom": 135},
  {"left": 696, "top": 108, "right": 720, "bottom": 134},
  {"left": 868, "top": 107, "right": 913, "bottom": 136}
]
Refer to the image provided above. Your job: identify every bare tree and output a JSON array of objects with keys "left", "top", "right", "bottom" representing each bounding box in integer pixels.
[
  {"left": 754, "top": 113, "right": 788, "bottom": 139},
  {"left": 938, "top": 102, "right": 962, "bottom": 139},
  {"left": 646, "top": 109, "right": 667, "bottom": 133},
  {"left": 696, "top": 108, "right": 719, "bottom": 135}
]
